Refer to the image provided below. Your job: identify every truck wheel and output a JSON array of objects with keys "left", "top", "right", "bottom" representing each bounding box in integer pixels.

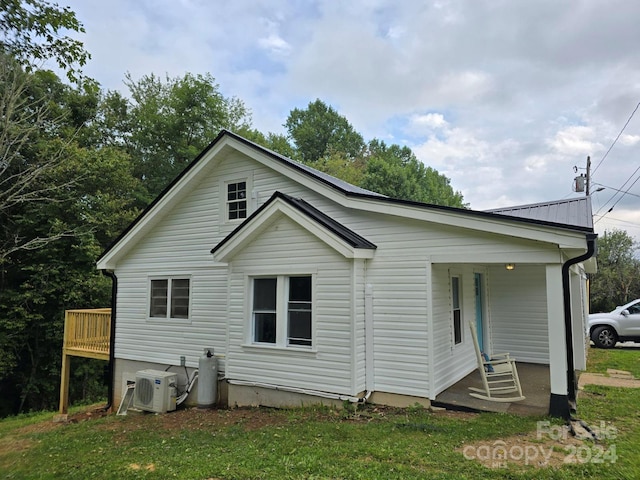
[{"left": 591, "top": 326, "right": 618, "bottom": 349}]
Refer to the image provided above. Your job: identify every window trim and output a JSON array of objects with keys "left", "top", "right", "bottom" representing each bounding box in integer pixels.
[
  {"left": 248, "top": 274, "right": 315, "bottom": 350},
  {"left": 221, "top": 176, "right": 252, "bottom": 224},
  {"left": 148, "top": 276, "right": 192, "bottom": 322}
]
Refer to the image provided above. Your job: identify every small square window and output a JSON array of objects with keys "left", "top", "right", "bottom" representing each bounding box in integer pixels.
[{"left": 149, "top": 277, "right": 189, "bottom": 320}]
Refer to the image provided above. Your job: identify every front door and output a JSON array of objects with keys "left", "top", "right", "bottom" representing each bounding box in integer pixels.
[{"left": 474, "top": 273, "right": 485, "bottom": 352}]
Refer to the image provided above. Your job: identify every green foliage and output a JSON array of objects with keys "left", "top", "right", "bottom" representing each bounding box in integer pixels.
[
  {"left": 285, "top": 98, "right": 365, "bottom": 164},
  {"left": 237, "top": 127, "right": 297, "bottom": 159},
  {"left": 0, "top": 0, "right": 90, "bottom": 82},
  {"left": 2, "top": 390, "right": 639, "bottom": 479},
  {"left": 110, "top": 72, "right": 253, "bottom": 202},
  {"left": 589, "top": 229, "right": 640, "bottom": 313},
  {"left": 362, "top": 139, "right": 466, "bottom": 207},
  {"left": 0, "top": 61, "right": 139, "bottom": 416},
  {"left": 283, "top": 99, "right": 465, "bottom": 206},
  {"left": 586, "top": 346, "right": 640, "bottom": 378}
]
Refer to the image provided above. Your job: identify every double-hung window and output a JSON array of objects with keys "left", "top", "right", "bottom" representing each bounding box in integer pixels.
[
  {"left": 451, "top": 275, "right": 462, "bottom": 345},
  {"left": 150, "top": 277, "right": 190, "bottom": 320},
  {"left": 227, "top": 181, "right": 247, "bottom": 220},
  {"left": 251, "top": 275, "right": 313, "bottom": 348}
]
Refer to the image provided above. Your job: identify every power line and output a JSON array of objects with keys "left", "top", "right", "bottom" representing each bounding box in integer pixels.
[
  {"left": 592, "top": 100, "right": 640, "bottom": 176},
  {"left": 592, "top": 182, "right": 640, "bottom": 199},
  {"left": 594, "top": 163, "right": 640, "bottom": 217}
]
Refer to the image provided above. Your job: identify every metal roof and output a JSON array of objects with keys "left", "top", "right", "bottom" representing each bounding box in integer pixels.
[{"left": 485, "top": 197, "right": 593, "bottom": 230}]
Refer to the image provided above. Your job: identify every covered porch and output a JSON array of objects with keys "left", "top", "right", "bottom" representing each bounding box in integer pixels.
[{"left": 433, "top": 362, "right": 551, "bottom": 416}]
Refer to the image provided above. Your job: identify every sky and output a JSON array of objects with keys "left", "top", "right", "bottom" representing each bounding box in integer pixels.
[{"left": 61, "top": 0, "right": 640, "bottom": 239}]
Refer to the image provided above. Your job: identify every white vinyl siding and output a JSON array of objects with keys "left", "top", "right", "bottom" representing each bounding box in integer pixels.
[
  {"left": 110, "top": 145, "right": 569, "bottom": 404},
  {"left": 367, "top": 257, "right": 429, "bottom": 397},
  {"left": 114, "top": 266, "right": 229, "bottom": 371},
  {"left": 226, "top": 215, "right": 357, "bottom": 394},
  {"left": 487, "top": 264, "right": 550, "bottom": 364}
]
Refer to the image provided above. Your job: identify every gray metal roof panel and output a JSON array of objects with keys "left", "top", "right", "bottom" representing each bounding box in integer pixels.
[{"left": 485, "top": 197, "right": 593, "bottom": 230}]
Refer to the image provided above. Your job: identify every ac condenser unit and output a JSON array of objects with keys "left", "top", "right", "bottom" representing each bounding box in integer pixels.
[{"left": 133, "top": 369, "right": 177, "bottom": 413}]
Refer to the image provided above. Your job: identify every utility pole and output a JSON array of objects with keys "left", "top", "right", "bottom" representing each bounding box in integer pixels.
[{"left": 585, "top": 155, "right": 591, "bottom": 196}]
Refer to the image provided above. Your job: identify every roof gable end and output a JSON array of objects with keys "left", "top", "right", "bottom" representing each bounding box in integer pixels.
[{"left": 211, "top": 192, "right": 377, "bottom": 262}]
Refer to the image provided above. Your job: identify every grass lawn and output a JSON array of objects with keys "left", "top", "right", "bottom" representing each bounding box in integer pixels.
[{"left": 1, "top": 348, "right": 638, "bottom": 479}]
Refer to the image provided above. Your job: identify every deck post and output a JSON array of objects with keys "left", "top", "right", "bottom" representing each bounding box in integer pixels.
[{"left": 58, "top": 351, "right": 71, "bottom": 415}]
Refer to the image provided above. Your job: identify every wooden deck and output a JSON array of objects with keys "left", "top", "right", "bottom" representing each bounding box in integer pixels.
[
  {"left": 58, "top": 309, "right": 111, "bottom": 416},
  {"left": 62, "top": 308, "right": 111, "bottom": 360}
]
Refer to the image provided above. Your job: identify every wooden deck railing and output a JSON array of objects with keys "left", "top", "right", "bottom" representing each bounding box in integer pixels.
[
  {"left": 58, "top": 308, "right": 111, "bottom": 416},
  {"left": 63, "top": 308, "right": 111, "bottom": 360}
]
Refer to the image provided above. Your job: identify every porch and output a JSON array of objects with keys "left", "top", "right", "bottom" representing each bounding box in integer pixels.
[
  {"left": 433, "top": 363, "right": 551, "bottom": 416},
  {"left": 58, "top": 308, "right": 111, "bottom": 416}
]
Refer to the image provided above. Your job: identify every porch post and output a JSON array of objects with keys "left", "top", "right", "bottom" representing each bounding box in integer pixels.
[{"left": 546, "top": 264, "right": 569, "bottom": 418}]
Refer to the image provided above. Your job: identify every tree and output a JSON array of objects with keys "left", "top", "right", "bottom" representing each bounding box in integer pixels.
[
  {"left": 102, "top": 72, "right": 252, "bottom": 202},
  {"left": 0, "top": 60, "right": 141, "bottom": 415},
  {"left": 0, "top": 0, "right": 89, "bottom": 82},
  {"left": 361, "top": 139, "right": 466, "bottom": 207},
  {"left": 285, "top": 99, "right": 365, "bottom": 164},
  {"left": 236, "top": 127, "right": 296, "bottom": 159},
  {"left": 589, "top": 229, "right": 640, "bottom": 313},
  {"left": 283, "top": 99, "right": 465, "bottom": 207}
]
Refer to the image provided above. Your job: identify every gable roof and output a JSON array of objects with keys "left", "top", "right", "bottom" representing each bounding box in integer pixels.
[
  {"left": 97, "top": 129, "right": 594, "bottom": 270},
  {"left": 211, "top": 191, "right": 377, "bottom": 261},
  {"left": 486, "top": 197, "right": 593, "bottom": 230}
]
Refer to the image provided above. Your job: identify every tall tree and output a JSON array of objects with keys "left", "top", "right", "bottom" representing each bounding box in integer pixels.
[
  {"left": 285, "top": 99, "right": 365, "bottom": 164},
  {"left": 589, "top": 229, "right": 640, "bottom": 313},
  {"left": 106, "top": 72, "right": 253, "bottom": 202},
  {"left": 362, "top": 139, "right": 466, "bottom": 207}
]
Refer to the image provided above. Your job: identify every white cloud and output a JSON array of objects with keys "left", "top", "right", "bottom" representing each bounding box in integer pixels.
[
  {"left": 549, "top": 126, "right": 601, "bottom": 157},
  {"left": 620, "top": 134, "right": 640, "bottom": 146},
  {"left": 258, "top": 34, "right": 292, "bottom": 56},
  {"left": 62, "top": 0, "right": 640, "bottom": 237}
]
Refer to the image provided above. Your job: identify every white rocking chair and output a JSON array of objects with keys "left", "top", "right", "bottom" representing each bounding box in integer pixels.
[{"left": 468, "top": 322, "right": 525, "bottom": 402}]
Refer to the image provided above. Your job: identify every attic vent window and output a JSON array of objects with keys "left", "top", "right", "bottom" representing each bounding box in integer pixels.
[{"left": 227, "top": 181, "right": 247, "bottom": 220}]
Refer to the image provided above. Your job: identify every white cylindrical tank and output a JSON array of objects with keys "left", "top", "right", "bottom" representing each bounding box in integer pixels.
[{"left": 197, "top": 348, "right": 218, "bottom": 408}]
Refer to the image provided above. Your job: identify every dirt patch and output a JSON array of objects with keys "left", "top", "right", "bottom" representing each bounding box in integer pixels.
[{"left": 458, "top": 424, "right": 595, "bottom": 469}]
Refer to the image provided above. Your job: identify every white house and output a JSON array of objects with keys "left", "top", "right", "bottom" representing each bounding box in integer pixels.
[{"left": 97, "top": 130, "right": 596, "bottom": 418}]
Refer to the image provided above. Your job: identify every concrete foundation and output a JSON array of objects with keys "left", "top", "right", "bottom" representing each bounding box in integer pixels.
[
  {"left": 228, "top": 383, "right": 344, "bottom": 409},
  {"left": 369, "top": 391, "right": 431, "bottom": 408}
]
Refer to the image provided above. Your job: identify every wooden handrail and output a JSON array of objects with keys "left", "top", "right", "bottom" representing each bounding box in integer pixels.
[{"left": 63, "top": 308, "right": 111, "bottom": 358}]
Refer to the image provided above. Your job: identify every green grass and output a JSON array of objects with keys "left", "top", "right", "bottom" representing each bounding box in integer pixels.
[
  {"left": 1, "top": 348, "right": 638, "bottom": 479},
  {"left": 586, "top": 345, "right": 640, "bottom": 377}
]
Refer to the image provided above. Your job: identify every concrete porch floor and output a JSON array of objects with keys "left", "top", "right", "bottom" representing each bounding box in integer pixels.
[{"left": 433, "top": 363, "right": 550, "bottom": 416}]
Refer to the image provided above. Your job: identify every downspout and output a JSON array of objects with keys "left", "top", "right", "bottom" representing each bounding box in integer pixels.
[
  {"left": 554, "top": 233, "right": 597, "bottom": 418},
  {"left": 101, "top": 270, "right": 118, "bottom": 412}
]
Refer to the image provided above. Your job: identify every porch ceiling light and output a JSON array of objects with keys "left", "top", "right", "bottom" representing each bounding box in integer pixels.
[{"left": 505, "top": 263, "right": 515, "bottom": 271}]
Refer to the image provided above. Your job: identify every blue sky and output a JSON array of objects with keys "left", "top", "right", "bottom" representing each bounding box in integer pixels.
[{"left": 62, "top": 0, "right": 640, "bottom": 240}]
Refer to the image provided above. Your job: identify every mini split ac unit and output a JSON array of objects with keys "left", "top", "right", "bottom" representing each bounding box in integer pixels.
[{"left": 133, "top": 369, "right": 177, "bottom": 413}]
